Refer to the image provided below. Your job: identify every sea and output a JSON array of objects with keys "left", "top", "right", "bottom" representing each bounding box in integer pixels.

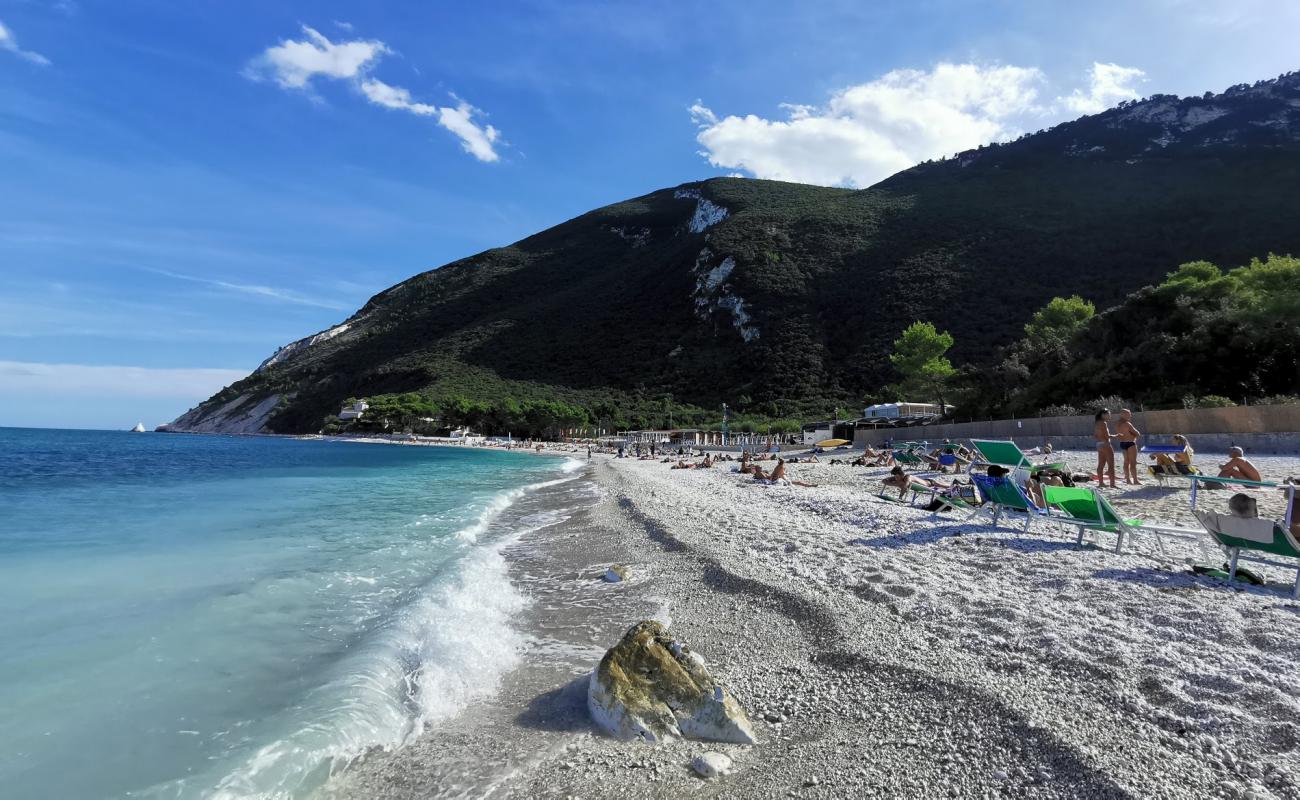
[{"left": 0, "top": 427, "right": 585, "bottom": 800}]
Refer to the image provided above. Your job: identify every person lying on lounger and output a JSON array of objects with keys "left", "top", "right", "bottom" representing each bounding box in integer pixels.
[
  {"left": 882, "top": 466, "right": 952, "bottom": 499},
  {"left": 1217, "top": 447, "right": 1261, "bottom": 482},
  {"left": 852, "top": 448, "right": 893, "bottom": 467},
  {"left": 1149, "top": 434, "right": 1196, "bottom": 476}
]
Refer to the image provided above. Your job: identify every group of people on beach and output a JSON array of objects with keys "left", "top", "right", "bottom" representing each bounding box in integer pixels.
[{"left": 1093, "top": 408, "right": 1261, "bottom": 489}]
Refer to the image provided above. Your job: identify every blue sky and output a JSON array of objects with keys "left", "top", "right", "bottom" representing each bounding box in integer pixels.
[{"left": 2, "top": 0, "right": 1298, "bottom": 429}]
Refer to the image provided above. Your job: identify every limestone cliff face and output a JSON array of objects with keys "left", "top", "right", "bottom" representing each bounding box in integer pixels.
[
  {"left": 160, "top": 318, "right": 366, "bottom": 433},
  {"left": 159, "top": 392, "right": 283, "bottom": 434}
]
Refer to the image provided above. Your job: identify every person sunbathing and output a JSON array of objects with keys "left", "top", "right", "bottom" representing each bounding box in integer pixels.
[
  {"left": 751, "top": 458, "right": 815, "bottom": 487},
  {"left": 1026, "top": 471, "right": 1065, "bottom": 507},
  {"left": 1218, "top": 447, "right": 1262, "bottom": 482},
  {"left": 670, "top": 460, "right": 693, "bottom": 469},
  {"left": 1150, "top": 434, "right": 1195, "bottom": 475},
  {"left": 853, "top": 447, "right": 892, "bottom": 467},
  {"left": 882, "top": 466, "right": 951, "bottom": 499}
]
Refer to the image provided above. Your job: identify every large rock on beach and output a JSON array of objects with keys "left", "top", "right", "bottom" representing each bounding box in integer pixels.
[{"left": 588, "top": 620, "right": 756, "bottom": 744}]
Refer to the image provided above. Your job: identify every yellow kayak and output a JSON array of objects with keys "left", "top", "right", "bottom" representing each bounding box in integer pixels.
[{"left": 815, "top": 438, "right": 851, "bottom": 448}]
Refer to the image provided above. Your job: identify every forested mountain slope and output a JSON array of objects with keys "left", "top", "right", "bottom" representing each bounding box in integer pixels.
[{"left": 168, "top": 72, "right": 1300, "bottom": 434}]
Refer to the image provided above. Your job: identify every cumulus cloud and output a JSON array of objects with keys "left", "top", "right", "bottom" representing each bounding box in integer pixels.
[
  {"left": 691, "top": 61, "right": 1154, "bottom": 188},
  {"left": 0, "top": 361, "right": 248, "bottom": 399},
  {"left": 435, "top": 99, "right": 501, "bottom": 162},
  {"left": 0, "top": 18, "right": 50, "bottom": 65},
  {"left": 1060, "top": 62, "right": 1147, "bottom": 115},
  {"left": 691, "top": 63, "right": 1045, "bottom": 188},
  {"left": 247, "top": 26, "right": 501, "bottom": 162},
  {"left": 246, "top": 25, "right": 386, "bottom": 89}
]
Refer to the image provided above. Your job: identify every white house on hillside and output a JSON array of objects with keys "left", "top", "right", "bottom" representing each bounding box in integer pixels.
[{"left": 338, "top": 400, "right": 369, "bottom": 420}]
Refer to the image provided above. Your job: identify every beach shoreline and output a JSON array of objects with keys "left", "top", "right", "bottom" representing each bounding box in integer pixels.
[{"left": 328, "top": 449, "right": 1300, "bottom": 799}]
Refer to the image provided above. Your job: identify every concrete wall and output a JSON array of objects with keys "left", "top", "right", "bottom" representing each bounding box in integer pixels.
[{"left": 852, "top": 404, "right": 1300, "bottom": 454}]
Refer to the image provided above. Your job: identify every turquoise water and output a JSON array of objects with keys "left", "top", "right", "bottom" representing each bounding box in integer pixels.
[{"left": 0, "top": 428, "right": 580, "bottom": 800}]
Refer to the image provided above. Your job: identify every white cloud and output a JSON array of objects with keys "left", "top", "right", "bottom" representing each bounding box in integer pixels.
[
  {"left": 247, "top": 26, "right": 502, "bottom": 162},
  {"left": 0, "top": 361, "right": 247, "bottom": 399},
  {"left": 436, "top": 99, "right": 501, "bottom": 163},
  {"left": 359, "top": 78, "right": 438, "bottom": 114},
  {"left": 691, "top": 63, "right": 1044, "bottom": 188},
  {"left": 0, "top": 18, "right": 50, "bottom": 65},
  {"left": 143, "top": 267, "right": 352, "bottom": 310},
  {"left": 1060, "top": 62, "right": 1146, "bottom": 115},
  {"left": 246, "top": 25, "right": 387, "bottom": 89}
]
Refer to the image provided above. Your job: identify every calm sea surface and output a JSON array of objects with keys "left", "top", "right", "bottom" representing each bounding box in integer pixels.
[{"left": 0, "top": 428, "right": 580, "bottom": 800}]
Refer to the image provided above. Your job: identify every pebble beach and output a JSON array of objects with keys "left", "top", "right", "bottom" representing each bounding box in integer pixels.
[{"left": 331, "top": 445, "right": 1300, "bottom": 799}]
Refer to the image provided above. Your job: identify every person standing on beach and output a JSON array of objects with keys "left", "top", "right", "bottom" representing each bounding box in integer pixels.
[
  {"left": 1094, "top": 409, "right": 1118, "bottom": 488},
  {"left": 1116, "top": 409, "right": 1142, "bottom": 485}
]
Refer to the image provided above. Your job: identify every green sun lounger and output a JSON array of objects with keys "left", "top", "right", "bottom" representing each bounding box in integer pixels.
[
  {"left": 923, "top": 489, "right": 980, "bottom": 518},
  {"left": 1041, "top": 485, "right": 1202, "bottom": 556},
  {"left": 969, "top": 473, "right": 1046, "bottom": 531},
  {"left": 893, "top": 449, "right": 925, "bottom": 466},
  {"left": 1194, "top": 508, "right": 1300, "bottom": 597},
  {"left": 968, "top": 439, "right": 1065, "bottom": 474}
]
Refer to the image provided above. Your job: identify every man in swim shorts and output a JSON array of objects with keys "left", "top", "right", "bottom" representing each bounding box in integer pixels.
[{"left": 1116, "top": 409, "right": 1141, "bottom": 485}]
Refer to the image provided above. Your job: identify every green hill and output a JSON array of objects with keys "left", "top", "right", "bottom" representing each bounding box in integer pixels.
[{"left": 167, "top": 71, "right": 1300, "bottom": 436}]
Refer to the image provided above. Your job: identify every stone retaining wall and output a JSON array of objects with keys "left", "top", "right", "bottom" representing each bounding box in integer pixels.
[{"left": 852, "top": 404, "right": 1300, "bottom": 454}]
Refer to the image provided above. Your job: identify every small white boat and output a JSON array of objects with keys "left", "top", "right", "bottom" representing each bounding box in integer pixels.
[{"left": 131, "top": 423, "right": 147, "bottom": 433}]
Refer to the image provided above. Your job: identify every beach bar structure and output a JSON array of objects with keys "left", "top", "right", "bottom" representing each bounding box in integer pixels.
[
  {"left": 801, "top": 420, "right": 858, "bottom": 445},
  {"left": 863, "top": 401, "right": 946, "bottom": 419}
]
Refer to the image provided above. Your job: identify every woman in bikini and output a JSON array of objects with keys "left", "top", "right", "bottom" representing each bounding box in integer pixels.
[
  {"left": 1094, "top": 409, "right": 1118, "bottom": 489},
  {"left": 1150, "top": 434, "right": 1195, "bottom": 475}
]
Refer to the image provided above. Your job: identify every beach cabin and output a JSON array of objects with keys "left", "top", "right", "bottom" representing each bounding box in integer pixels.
[{"left": 337, "top": 400, "right": 369, "bottom": 420}]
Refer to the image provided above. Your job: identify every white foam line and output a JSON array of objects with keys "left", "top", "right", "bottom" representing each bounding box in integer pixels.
[{"left": 203, "top": 459, "right": 588, "bottom": 799}]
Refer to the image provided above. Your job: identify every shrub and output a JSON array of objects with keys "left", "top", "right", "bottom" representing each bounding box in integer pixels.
[
  {"left": 1253, "top": 394, "right": 1300, "bottom": 407},
  {"left": 1037, "top": 404, "right": 1080, "bottom": 418},
  {"left": 1084, "top": 396, "right": 1135, "bottom": 414},
  {"left": 1185, "top": 394, "right": 1237, "bottom": 409}
]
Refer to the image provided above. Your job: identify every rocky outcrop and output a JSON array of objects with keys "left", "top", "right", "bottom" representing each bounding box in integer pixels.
[
  {"left": 158, "top": 392, "right": 282, "bottom": 434},
  {"left": 588, "top": 620, "right": 755, "bottom": 744},
  {"left": 256, "top": 320, "right": 360, "bottom": 372}
]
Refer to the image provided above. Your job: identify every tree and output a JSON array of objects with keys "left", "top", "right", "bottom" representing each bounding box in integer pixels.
[
  {"left": 888, "top": 321, "right": 956, "bottom": 410},
  {"left": 1023, "top": 295, "right": 1095, "bottom": 349}
]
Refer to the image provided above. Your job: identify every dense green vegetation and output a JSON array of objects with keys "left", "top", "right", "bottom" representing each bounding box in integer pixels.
[
  {"left": 176, "top": 73, "right": 1300, "bottom": 435},
  {"left": 953, "top": 254, "right": 1300, "bottom": 416}
]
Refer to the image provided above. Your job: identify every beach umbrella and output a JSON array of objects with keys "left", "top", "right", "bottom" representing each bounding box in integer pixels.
[{"left": 815, "top": 438, "right": 852, "bottom": 448}]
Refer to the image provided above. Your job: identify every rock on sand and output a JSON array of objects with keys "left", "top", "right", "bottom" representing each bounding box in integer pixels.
[
  {"left": 691, "top": 752, "right": 733, "bottom": 778},
  {"left": 588, "top": 620, "right": 756, "bottom": 744}
]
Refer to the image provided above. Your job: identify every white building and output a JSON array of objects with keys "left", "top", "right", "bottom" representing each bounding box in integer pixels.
[
  {"left": 863, "top": 402, "right": 948, "bottom": 419},
  {"left": 338, "top": 400, "right": 369, "bottom": 420}
]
